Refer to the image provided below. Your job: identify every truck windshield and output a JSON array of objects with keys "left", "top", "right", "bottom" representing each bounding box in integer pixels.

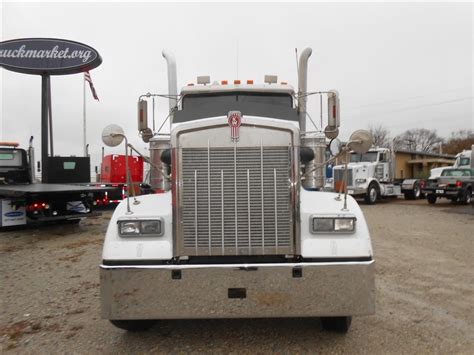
[
  {"left": 456, "top": 157, "right": 470, "bottom": 167},
  {"left": 174, "top": 92, "right": 298, "bottom": 122},
  {"left": 0, "top": 151, "right": 23, "bottom": 167},
  {"left": 441, "top": 169, "right": 471, "bottom": 177},
  {"left": 350, "top": 152, "right": 378, "bottom": 163}
]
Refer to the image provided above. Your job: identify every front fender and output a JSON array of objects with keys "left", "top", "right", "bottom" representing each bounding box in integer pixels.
[
  {"left": 102, "top": 193, "right": 173, "bottom": 262},
  {"left": 300, "top": 189, "right": 373, "bottom": 259}
]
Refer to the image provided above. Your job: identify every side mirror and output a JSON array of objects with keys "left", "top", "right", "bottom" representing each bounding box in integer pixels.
[
  {"left": 324, "top": 90, "right": 340, "bottom": 139},
  {"left": 138, "top": 99, "right": 148, "bottom": 131},
  {"left": 347, "top": 130, "right": 372, "bottom": 154},
  {"left": 328, "top": 138, "right": 342, "bottom": 156},
  {"left": 101, "top": 124, "right": 125, "bottom": 147}
]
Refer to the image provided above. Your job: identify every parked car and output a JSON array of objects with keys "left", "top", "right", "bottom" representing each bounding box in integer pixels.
[{"left": 423, "top": 168, "right": 473, "bottom": 204}]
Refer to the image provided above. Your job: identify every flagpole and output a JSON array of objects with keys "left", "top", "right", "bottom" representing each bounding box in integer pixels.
[{"left": 83, "top": 74, "right": 87, "bottom": 157}]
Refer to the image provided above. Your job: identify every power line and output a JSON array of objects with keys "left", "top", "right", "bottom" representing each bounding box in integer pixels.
[
  {"left": 346, "top": 96, "right": 473, "bottom": 117},
  {"left": 344, "top": 85, "right": 472, "bottom": 111}
]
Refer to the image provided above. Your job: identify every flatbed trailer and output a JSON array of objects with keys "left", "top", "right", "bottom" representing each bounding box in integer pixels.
[
  {"left": 0, "top": 142, "right": 111, "bottom": 228},
  {"left": 0, "top": 183, "right": 112, "bottom": 227}
]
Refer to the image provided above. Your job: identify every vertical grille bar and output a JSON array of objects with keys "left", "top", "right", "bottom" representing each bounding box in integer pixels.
[
  {"left": 207, "top": 140, "right": 211, "bottom": 255},
  {"left": 234, "top": 144, "right": 238, "bottom": 254},
  {"left": 221, "top": 169, "right": 224, "bottom": 255},
  {"left": 247, "top": 169, "right": 251, "bottom": 253},
  {"left": 194, "top": 170, "right": 198, "bottom": 254},
  {"left": 274, "top": 168, "right": 278, "bottom": 253},
  {"left": 260, "top": 141, "right": 265, "bottom": 254}
]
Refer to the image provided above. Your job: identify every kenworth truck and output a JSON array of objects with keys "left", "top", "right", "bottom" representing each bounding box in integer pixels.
[{"left": 100, "top": 48, "right": 375, "bottom": 333}]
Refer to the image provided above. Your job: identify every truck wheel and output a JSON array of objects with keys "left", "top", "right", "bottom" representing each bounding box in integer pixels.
[
  {"left": 109, "top": 320, "right": 157, "bottom": 332},
  {"left": 404, "top": 183, "right": 421, "bottom": 200},
  {"left": 462, "top": 189, "right": 472, "bottom": 205},
  {"left": 427, "top": 194, "right": 437, "bottom": 204},
  {"left": 364, "top": 183, "right": 378, "bottom": 204},
  {"left": 321, "top": 316, "right": 352, "bottom": 333}
]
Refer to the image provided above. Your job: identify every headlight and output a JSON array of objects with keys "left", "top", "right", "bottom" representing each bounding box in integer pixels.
[
  {"left": 117, "top": 218, "right": 164, "bottom": 237},
  {"left": 355, "top": 178, "right": 366, "bottom": 183},
  {"left": 311, "top": 216, "right": 356, "bottom": 234}
]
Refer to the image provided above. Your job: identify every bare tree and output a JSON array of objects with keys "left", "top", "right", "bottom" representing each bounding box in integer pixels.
[
  {"left": 442, "top": 129, "right": 474, "bottom": 155},
  {"left": 397, "top": 128, "right": 444, "bottom": 152},
  {"left": 368, "top": 124, "right": 390, "bottom": 147}
]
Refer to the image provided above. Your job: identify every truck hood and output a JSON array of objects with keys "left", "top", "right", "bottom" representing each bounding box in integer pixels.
[{"left": 333, "top": 162, "right": 373, "bottom": 170}]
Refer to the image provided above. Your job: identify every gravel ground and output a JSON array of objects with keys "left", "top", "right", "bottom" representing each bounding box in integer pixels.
[{"left": 1, "top": 198, "right": 473, "bottom": 353}]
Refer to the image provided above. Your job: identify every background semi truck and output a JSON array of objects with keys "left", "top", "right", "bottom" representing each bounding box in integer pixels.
[
  {"left": 430, "top": 146, "right": 473, "bottom": 178},
  {"left": 329, "top": 147, "right": 455, "bottom": 204},
  {"left": 99, "top": 47, "right": 375, "bottom": 334},
  {"left": 0, "top": 139, "right": 107, "bottom": 228}
]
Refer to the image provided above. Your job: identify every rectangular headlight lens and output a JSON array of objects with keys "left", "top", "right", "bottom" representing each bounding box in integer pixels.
[
  {"left": 312, "top": 217, "right": 356, "bottom": 233},
  {"left": 119, "top": 221, "right": 140, "bottom": 235},
  {"left": 118, "top": 219, "right": 163, "bottom": 237},
  {"left": 313, "top": 218, "right": 334, "bottom": 232},
  {"left": 334, "top": 218, "right": 355, "bottom": 232},
  {"left": 141, "top": 220, "right": 161, "bottom": 235}
]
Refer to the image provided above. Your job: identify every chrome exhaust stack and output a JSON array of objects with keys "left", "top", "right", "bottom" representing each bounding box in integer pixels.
[
  {"left": 162, "top": 50, "right": 178, "bottom": 126},
  {"left": 297, "top": 47, "right": 312, "bottom": 133}
]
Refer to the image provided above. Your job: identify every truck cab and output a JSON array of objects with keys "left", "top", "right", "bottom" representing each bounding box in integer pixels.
[
  {"left": 100, "top": 48, "right": 375, "bottom": 333},
  {"left": 0, "top": 143, "right": 31, "bottom": 184}
]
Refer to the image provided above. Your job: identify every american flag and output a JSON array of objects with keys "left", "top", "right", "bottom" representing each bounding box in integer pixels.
[{"left": 84, "top": 71, "right": 99, "bottom": 101}]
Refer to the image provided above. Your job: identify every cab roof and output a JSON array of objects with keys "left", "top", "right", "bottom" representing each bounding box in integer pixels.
[{"left": 180, "top": 83, "right": 295, "bottom": 96}]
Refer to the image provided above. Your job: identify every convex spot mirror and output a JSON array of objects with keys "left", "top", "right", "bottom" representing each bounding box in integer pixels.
[
  {"left": 347, "top": 129, "right": 373, "bottom": 154},
  {"left": 102, "top": 124, "right": 125, "bottom": 147}
]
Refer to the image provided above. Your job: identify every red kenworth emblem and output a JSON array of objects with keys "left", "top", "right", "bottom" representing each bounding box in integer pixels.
[{"left": 227, "top": 111, "right": 242, "bottom": 142}]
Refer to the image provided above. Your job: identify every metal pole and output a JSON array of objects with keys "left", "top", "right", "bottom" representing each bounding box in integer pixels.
[
  {"left": 41, "top": 74, "right": 49, "bottom": 183},
  {"left": 124, "top": 136, "right": 131, "bottom": 214},
  {"left": 83, "top": 75, "right": 87, "bottom": 157},
  {"left": 343, "top": 150, "right": 349, "bottom": 211},
  {"left": 152, "top": 96, "right": 155, "bottom": 132},
  {"left": 47, "top": 76, "right": 54, "bottom": 156}
]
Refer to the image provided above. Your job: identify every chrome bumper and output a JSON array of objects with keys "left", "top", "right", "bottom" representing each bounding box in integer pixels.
[{"left": 100, "top": 260, "right": 375, "bottom": 320}]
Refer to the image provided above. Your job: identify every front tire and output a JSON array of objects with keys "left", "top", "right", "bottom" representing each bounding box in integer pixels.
[
  {"left": 110, "top": 320, "right": 157, "bottom": 332},
  {"left": 321, "top": 316, "right": 352, "bottom": 333},
  {"left": 427, "top": 194, "right": 437, "bottom": 204},
  {"left": 364, "top": 183, "right": 379, "bottom": 204}
]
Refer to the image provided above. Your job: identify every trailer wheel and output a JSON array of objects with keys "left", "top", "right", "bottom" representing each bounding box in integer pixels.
[
  {"left": 110, "top": 320, "right": 157, "bottom": 332},
  {"left": 404, "top": 183, "right": 421, "bottom": 200},
  {"left": 364, "top": 183, "right": 378, "bottom": 204},
  {"left": 427, "top": 194, "right": 437, "bottom": 204},
  {"left": 321, "top": 316, "right": 352, "bottom": 333}
]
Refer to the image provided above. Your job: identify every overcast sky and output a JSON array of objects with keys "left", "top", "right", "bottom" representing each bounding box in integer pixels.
[{"left": 1, "top": 2, "right": 473, "bottom": 171}]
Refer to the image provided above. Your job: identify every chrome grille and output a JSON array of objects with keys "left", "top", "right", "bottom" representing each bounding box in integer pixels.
[
  {"left": 334, "top": 168, "right": 353, "bottom": 187},
  {"left": 179, "top": 146, "right": 292, "bottom": 256}
]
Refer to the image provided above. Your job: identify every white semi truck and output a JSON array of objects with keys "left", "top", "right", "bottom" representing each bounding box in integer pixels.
[
  {"left": 430, "top": 147, "right": 473, "bottom": 178},
  {"left": 99, "top": 48, "right": 375, "bottom": 333},
  {"left": 329, "top": 147, "right": 439, "bottom": 204}
]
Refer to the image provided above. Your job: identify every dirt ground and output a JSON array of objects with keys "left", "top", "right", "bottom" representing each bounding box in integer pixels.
[{"left": 1, "top": 198, "right": 473, "bottom": 354}]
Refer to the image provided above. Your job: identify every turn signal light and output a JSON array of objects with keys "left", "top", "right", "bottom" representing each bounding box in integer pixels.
[
  {"left": 234, "top": 79, "right": 241, "bottom": 84},
  {"left": 246, "top": 80, "right": 254, "bottom": 84},
  {"left": 455, "top": 181, "right": 462, "bottom": 187},
  {"left": 221, "top": 80, "right": 228, "bottom": 85}
]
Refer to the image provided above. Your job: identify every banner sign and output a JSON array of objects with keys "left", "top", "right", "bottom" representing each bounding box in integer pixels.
[{"left": 0, "top": 38, "right": 102, "bottom": 75}]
